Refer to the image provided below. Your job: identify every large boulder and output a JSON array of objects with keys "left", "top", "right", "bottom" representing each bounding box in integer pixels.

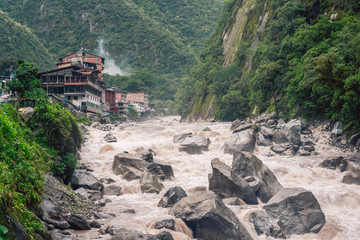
[
  {"left": 331, "top": 121, "right": 343, "bottom": 138},
  {"left": 284, "top": 119, "right": 302, "bottom": 133},
  {"left": 320, "top": 156, "right": 347, "bottom": 172},
  {"left": 104, "top": 132, "right": 117, "bottom": 143},
  {"left": 158, "top": 187, "right": 187, "bottom": 208},
  {"left": 232, "top": 123, "right": 252, "bottom": 134},
  {"left": 169, "top": 191, "right": 254, "bottom": 240},
  {"left": 272, "top": 130, "right": 288, "bottom": 144},
  {"left": 173, "top": 132, "right": 192, "bottom": 143},
  {"left": 140, "top": 172, "right": 164, "bottom": 194},
  {"left": 147, "top": 162, "right": 174, "bottom": 180},
  {"left": 230, "top": 119, "right": 243, "bottom": 131},
  {"left": 223, "top": 129, "right": 256, "bottom": 154},
  {"left": 178, "top": 135, "right": 210, "bottom": 154},
  {"left": 231, "top": 152, "right": 282, "bottom": 203},
  {"left": 249, "top": 211, "right": 287, "bottom": 238},
  {"left": 38, "top": 200, "right": 70, "bottom": 230},
  {"left": 208, "top": 158, "right": 258, "bottom": 204},
  {"left": 67, "top": 215, "right": 90, "bottom": 230},
  {"left": 112, "top": 153, "right": 149, "bottom": 179},
  {"left": 264, "top": 188, "right": 326, "bottom": 235},
  {"left": 342, "top": 153, "right": 360, "bottom": 185},
  {"left": 70, "top": 170, "right": 104, "bottom": 191},
  {"left": 104, "top": 184, "right": 122, "bottom": 196}
]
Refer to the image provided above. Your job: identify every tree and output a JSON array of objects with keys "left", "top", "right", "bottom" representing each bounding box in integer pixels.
[{"left": 7, "top": 60, "right": 43, "bottom": 98}]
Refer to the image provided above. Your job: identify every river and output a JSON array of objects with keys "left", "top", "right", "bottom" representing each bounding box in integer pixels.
[{"left": 77, "top": 116, "right": 360, "bottom": 240}]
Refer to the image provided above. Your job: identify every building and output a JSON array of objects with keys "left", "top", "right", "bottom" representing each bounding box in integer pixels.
[
  {"left": 116, "top": 92, "right": 128, "bottom": 116},
  {"left": 105, "top": 88, "right": 118, "bottom": 114},
  {"left": 39, "top": 51, "right": 105, "bottom": 114},
  {"left": 126, "top": 93, "right": 149, "bottom": 113}
]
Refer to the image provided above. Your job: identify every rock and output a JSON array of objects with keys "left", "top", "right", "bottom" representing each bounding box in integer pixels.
[
  {"left": 303, "top": 145, "right": 315, "bottom": 152},
  {"left": 169, "top": 191, "right": 254, "bottom": 240},
  {"left": 154, "top": 219, "right": 176, "bottom": 231},
  {"left": 272, "top": 130, "right": 288, "bottom": 144},
  {"left": 106, "top": 227, "right": 158, "bottom": 240},
  {"left": 301, "top": 128, "right": 312, "bottom": 135},
  {"left": 284, "top": 119, "right": 302, "bottom": 133},
  {"left": 320, "top": 156, "right": 347, "bottom": 172},
  {"left": 112, "top": 153, "right": 149, "bottom": 174},
  {"left": 178, "top": 135, "right": 210, "bottom": 154},
  {"left": 331, "top": 121, "right": 343, "bottom": 138},
  {"left": 122, "top": 209, "right": 136, "bottom": 214},
  {"left": 140, "top": 172, "right": 164, "bottom": 194},
  {"left": 222, "top": 197, "right": 244, "bottom": 206},
  {"left": 67, "top": 215, "right": 90, "bottom": 230},
  {"left": 208, "top": 158, "right": 257, "bottom": 204},
  {"left": 342, "top": 153, "right": 360, "bottom": 185},
  {"left": 202, "top": 127, "right": 213, "bottom": 131},
  {"left": 223, "top": 129, "right": 256, "bottom": 154},
  {"left": 104, "top": 185, "right": 122, "bottom": 196},
  {"left": 74, "top": 188, "right": 88, "bottom": 199},
  {"left": 260, "top": 126, "right": 273, "bottom": 139},
  {"left": 232, "top": 123, "right": 252, "bottom": 134},
  {"left": 89, "top": 221, "right": 101, "bottom": 228},
  {"left": 291, "top": 145, "right": 299, "bottom": 155},
  {"left": 38, "top": 200, "right": 70, "bottom": 230},
  {"left": 264, "top": 188, "right": 326, "bottom": 235},
  {"left": 350, "top": 134, "right": 360, "bottom": 145},
  {"left": 158, "top": 187, "right": 187, "bottom": 208},
  {"left": 156, "top": 231, "right": 174, "bottom": 240},
  {"left": 231, "top": 152, "right": 283, "bottom": 203},
  {"left": 230, "top": 119, "right": 243, "bottom": 131},
  {"left": 249, "top": 211, "right": 287, "bottom": 238},
  {"left": 173, "top": 132, "right": 192, "bottom": 143},
  {"left": 18, "top": 107, "right": 34, "bottom": 121},
  {"left": 270, "top": 144, "right": 287, "bottom": 154},
  {"left": 70, "top": 170, "right": 104, "bottom": 191},
  {"left": 104, "top": 132, "right": 117, "bottom": 142},
  {"left": 298, "top": 149, "right": 311, "bottom": 156},
  {"left": 147, "top": 163, "right": 174, "bottom": 180},
  {"left": 91, "top": 122, "right": 100, "bottom": 129},
  {"left": 286, "top": 128, "right": 301, "bottom": 145},
  {"left": 94, "top": 212, "right": 116, "bottom": 219},
  {"left": 256, "top": 132, "right": 272, "bottom": 147}
]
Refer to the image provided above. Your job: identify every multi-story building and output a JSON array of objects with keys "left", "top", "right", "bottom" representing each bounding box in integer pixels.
[
  {"left": 126, "top": 93, "right": 149, "bottom": 113},
  {"left": 116, "top": 92, "right": 128, "bottom": 116},
  {"left": 39, "top": 51, "right": 105, "bottom": 114},
  {"left": 105, "top": 88, "right": 118, "bottom": 114}
]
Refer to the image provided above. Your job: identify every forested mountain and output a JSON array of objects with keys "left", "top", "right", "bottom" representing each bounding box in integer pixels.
[
  {"left": 0, "top": 11, "right": 53, "bottom": 72},
  {"left": 176, "top": 0, "right": 360, "bottom": 132},
  {"left": 0, "top": 0, "right": 224, "bottom": 75}
]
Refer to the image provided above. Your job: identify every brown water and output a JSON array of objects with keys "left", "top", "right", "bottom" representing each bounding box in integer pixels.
[{"left": 77, "top": 116, "right": 360, "bottom": 240}]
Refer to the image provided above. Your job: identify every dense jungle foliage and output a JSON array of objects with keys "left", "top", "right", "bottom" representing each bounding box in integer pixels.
[
  {"left": 0, "top": 61, "right": 82, "bottom": 237},
  {"left": 176, "top": 0, "right": 360, "bottom": 132},
  {"left": 0, "top": 11, "right": 53, "bottom": 72},
  {"left": 0, "top": 0, "right": 224, "bottom": 76}
]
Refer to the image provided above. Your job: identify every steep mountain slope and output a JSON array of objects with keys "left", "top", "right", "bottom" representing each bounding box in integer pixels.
[
  {"left": 0, "top": 11, "right": 53, "bottom": 71},
  {"left": 176, "top": 0, "right": 360, "bottom": 132},
  {"left": 0, "top": 0, "right": 223, "bottom": 75}
]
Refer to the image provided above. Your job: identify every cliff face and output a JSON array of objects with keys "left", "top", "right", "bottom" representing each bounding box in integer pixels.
[{"left": 178, "top": 0, "right": 360, "bottom": 128}]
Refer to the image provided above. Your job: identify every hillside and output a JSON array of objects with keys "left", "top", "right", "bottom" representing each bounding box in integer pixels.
[
  {"left": 0, "top": 11, "right": 53, "bottom": 72},
  {"left": 176, "top": 0, "right": 360, "bottom": 132},
  {"left": 0, "top": 0, "right": 224, "bottom": 76}
]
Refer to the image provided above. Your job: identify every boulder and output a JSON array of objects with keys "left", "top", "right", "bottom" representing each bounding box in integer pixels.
[
  {"left": 260, "top": 126, "right": 273, "bottom": 139},
  {"left": 112, "top": 153, "right": 149, "bottom": 174},
  {"left": 158, "top": 187, "right": 187, "bottom": 208},
  {"left": 249, "top": 211, "right": 287, "bottom": 238},
  {"left": 105, "top": 227, "right": 158, "bottom": 240},
  {"left": 342, "top": 153, "right": 360, "bottom": 185},
  {"left": 104, "top": 133, "right": 117, "bottom": 143},
  {"left": 173, "top": 132, "right": 192, "bottom": 143},
  {"left": 284, "top": 119, "right": 302, "bottom": 133},
  {"left": 69, "top": 170, "right": 104, "bottom": 191},
  {"left": 104, "top": 185, "right": 122, "bottom": 196},
  {"left": 230, "top": 119, "right": 243, "bottom": 131},
  {"left": 264, "top": 188, "right": 326, "bottom": 235},
  {"left": 222, "top": 197, "right": 244, "bottom": 206},
  {"left": 38, "top": 200, "right": 70, "bottom": 230},
  {"left": 178, "top": 135, "right": 210, "bottom": 154},
  {"left": 67, "top": 215, "right": 90, "bottom": 230},
  {"left": 256, "top": 132, "right": 272, "bottom": 147},
  {"left": 331, "top": 121, "right": 343, "bottom": 137},
  {"left": 223, "top": 129, "right": 256, "bottom": 154},
  {"left": 202, "top": 127, "right": 213, "bottom": 132},
  {"left": 169, "top": 191, "right": 254, "bottom": 240},
  {"left": 89, "top": 221, "right": 101, "bottom": 228},
  {"left": 303, "top": 145, "right": 315, "bottom": 152},
  {"left": 270, "top": 144, "right": 288, "bottom": 154},
  {"left": 272, "top": 130, "right": 288, "bottom": 144},
  {"left": 140, "top": 172, "right": 164, "bottom": 194},
  {"left": 154, "top": 219, "right": 176, "bottom": 231},
  {"left": 320, "top": 156, "right": 347, "bottom": 172},
  {"left": 208, "top": 158, "right": 257, "bottom": 204},
  {"left": 286, "top": 128, "right": 301, "bottom": 146},
  {"left": 18, "top": 107, "right": 34, "bottom": 121},
  {"left": 350, "top": 134, "right": 360, "bottom": 145},
  {"left": 156, "top": 231, "right": 174, "bottom": 240},
  {"left": 231, "top": 152, "right": 282, "bottom": 203},
  {"left": 147, "top": 163, "right": 174, "bottom": 180},
  {"left": 232, "top": 123, "right": 252, "bottom": 134},
  {"left": 298, "top": 149, "right": 311, "bottom": 156}
]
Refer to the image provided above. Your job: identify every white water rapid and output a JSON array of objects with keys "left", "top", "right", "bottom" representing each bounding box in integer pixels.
[{"left": 77, "top": 116, "right": 360, "bottom": 240}]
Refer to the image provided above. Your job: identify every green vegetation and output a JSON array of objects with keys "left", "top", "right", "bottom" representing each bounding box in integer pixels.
[
  {"left": 0, "top": 11, "right": 53, "bottom": 72},
  {"left": 176, "top": 0, "right": 360, "bottom": 132}
]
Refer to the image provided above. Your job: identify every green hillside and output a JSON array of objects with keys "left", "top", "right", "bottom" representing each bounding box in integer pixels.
[
  {"left": 176, "top": 0, "right": 360, "bottom": 132},
  {"left": 0, "top": 11, "right": 53, "bottom": 72},
  {"left": 0, "top": 0, "right": 224, "bottom": 76}
]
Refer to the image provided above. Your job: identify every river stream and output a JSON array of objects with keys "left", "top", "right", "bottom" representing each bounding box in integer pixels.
[{"left": 77, "top": 116, "right": 360, "bottom": 240}]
